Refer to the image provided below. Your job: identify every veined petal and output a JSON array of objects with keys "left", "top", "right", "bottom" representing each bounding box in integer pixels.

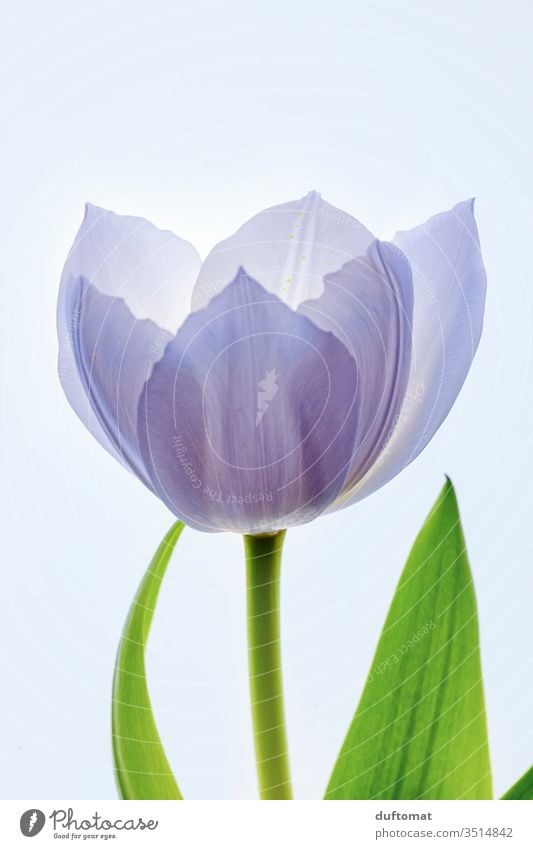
[
  {"left": 299, "top": 240, "right": 413, "bottom": 503},
  {"left": 59, "top": 279, "right": 172, "bottom": 487},
  {"left": 57, "top": 205, "right": 200, "bottom": 479},
  {"left": 192, "top": 191, "right": 375, "bottom": 311},
  {"left": 138, "top": 270, "right": 360, "bottom": 533},
  {"left": 341, "top": 199, "right": 486, "bottom": 505},
  {"left": 62, "top": 203, "right": 201, "bottom": 333}
]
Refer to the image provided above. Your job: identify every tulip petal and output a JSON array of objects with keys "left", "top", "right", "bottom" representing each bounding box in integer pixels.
[
  {"left": 192, "top": 191, "right": 375, "bottom": 311},
  {"left": 61, "top": 203, "right": 201, "bottom": 332},
  {"left": 138, "top": 270, "right": 360, "bottom": 533},
  {"left": 59, "top": 279, "right": 171, "bottom": 486},
  {"left": 299, "top": 240, "right": 413, "bottom": 497},
  {"left": 58, "top": 205, "right": 201, "bottom": 480},
  {"left": 340, "top": 200, "right": 486, "bottom": 504}
]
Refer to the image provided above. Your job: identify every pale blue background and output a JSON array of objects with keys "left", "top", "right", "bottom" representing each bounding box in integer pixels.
[{"left": 1, "top": 0, "right": 532, "bottom": 799}]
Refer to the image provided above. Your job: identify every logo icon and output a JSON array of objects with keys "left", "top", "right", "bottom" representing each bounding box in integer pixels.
[
  {"left": 20, "top": 809, "right": 45, "bottom": 837},
  {"left": 256, "top": 368, "right": 279, "bottom": 426}
]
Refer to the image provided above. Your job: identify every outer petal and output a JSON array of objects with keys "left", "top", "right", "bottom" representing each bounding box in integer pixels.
[
  {"left": 299, "top": 241, "right": 413, "bottom": 500},
  {"left": 59, "top": 280, "right": 172, "bottom": 486},
  {"left": 57, "top": 205, "right": 200, "bottom": 479},
  {"left": 192, "top": 191, "right": 375, "bottom": 311},
  {"left": 339, "top": 199, "right": 486, "bottom": 505},
  {"left": 138, "top": 270, "right": 360, "bottom": 533}
]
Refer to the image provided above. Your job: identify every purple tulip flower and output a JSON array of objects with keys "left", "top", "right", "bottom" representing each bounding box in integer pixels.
[{"left": 57, "top": 192, "right": 486, "bottom": 533}]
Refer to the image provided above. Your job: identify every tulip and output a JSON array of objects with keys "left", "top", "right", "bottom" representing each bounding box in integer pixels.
[
  {"left": 57, "top": 191, "right": 486, "bottom": 535},
  {"left": 57, "top": 191, "right": 486, "bottom": 799}
]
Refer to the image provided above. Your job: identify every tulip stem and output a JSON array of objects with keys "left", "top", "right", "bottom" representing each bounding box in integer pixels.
[{"left": 244, "top": 530, "right": 292, "bottom": 800}]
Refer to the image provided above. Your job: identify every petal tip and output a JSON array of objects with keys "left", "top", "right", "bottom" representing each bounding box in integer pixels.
[
  {"left": 459, "top": 196, "right": 476, "bottom": 215},
  {"left": 83, "top": 201, "right": 109, "bottom": 225},
  {"left": 83, "top": 201, "right": 94, "bottom": 220}
]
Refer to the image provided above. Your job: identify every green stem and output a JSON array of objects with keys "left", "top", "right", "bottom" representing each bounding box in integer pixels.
[{"left": 244, "top": 530, "right": 292, "bottom": 800}]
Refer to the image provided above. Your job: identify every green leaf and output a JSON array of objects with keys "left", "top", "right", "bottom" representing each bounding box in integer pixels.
[
  {"left": 112, "top": 521, "right": 184, "bottom": 799},
  {"left": 325, "top": 478, "right": 492, "bottom": 800},
  {"left": 501, "top": 766, "right": 533, "bottom": 799}
]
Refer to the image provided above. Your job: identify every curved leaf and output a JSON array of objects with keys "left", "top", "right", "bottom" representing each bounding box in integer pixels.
[
  {"left": 326, "top": 479, "right": 492, "bottom": 800},
  {"left": 112, "top": 521, "right": 184, "bottom": 799},
  {"left": 502, "top": 766, "right": 533, "bottom": 799}
]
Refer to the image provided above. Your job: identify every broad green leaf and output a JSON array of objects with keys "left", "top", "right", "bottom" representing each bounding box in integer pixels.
[
  {"left": 325, "top": 479, "right": 492, "bottom": 800},
  {"left": 501, "top": 766, "right": 533, "bottom": 799},
  {"left": 112, "top": 521, "right": 184, "bottom": 799}
]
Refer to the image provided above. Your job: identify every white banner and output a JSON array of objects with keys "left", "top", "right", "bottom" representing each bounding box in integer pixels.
[{"left": 1, "top": 800, "right": 532, "bottom": 848}]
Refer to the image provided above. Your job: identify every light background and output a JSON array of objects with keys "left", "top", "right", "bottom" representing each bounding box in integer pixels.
[{"left": 1, "top": 0, "right": 532, "bottom": 800}]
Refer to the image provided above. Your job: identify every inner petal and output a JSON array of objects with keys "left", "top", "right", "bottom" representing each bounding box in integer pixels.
[
  {"left": 299, "top": 240, "right": 414, "bottom": 497},
  {"left": 192, "top": 191, "right": 375, "bottom": 311}
]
